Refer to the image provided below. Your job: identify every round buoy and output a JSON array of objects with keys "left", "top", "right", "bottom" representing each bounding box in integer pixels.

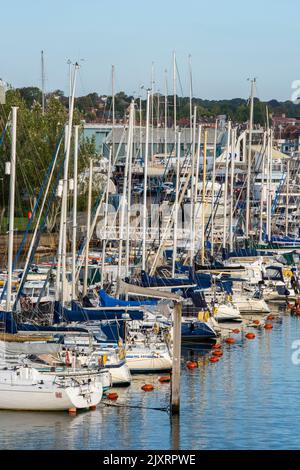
[
  {"left": 209, "top": 356, "right": 219, "bottom": 363},
  {"left": 245, "top": 332, "right": 256, "bottom": 340},
  {"left": 264, "top": 323, "right": 273, "bottom": 330},
  {"left": 142, "top": 384, "right": 154, "bottom": 392},
  {"left": 106, "top": 392, "right": 119, "bottom": 400},
  {"left": 296, "top": 308, "right": 300, "bottom": 314},
  {"left": 186, "top": 361, "right": 198, "bottom": 369},
  {"left": 232, "top": 329, "right": 240, "bottom": 334},
  {"left": 225, "top": 337, "right": 236, "bottom": 345},
  {"left": 212, "top": 350, "right": 223, "bottom": 357},
  {"left": 253, "top": 320, "right": 260, "bottom": 325},
  {"left": 159, "top": 376, "right": 171, "bottom": 383},
  {"left": 212, "top": 343, "right": 222, "bottom": 349},
  {"left": 68, "top": 407, "right": 77, "bottom": 415},
  {"left": 267, "top": 314, "right": 275, "bottom": 321}
]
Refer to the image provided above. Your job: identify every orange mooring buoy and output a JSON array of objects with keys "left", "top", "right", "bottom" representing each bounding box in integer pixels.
[
  {"left": 212, "top": 350, "right": 223, "bottom": 357},
  {"left": 232, "top": 329, "right": 240, "bottom": 334},
  {"left": 142, "top": 384, "right": 154, "bottom": 392},
  {"left": 225, "top": 337, "right": 236, "bottom": 345},
  {"left": 159, "top": 376, "right": 171, "bottom": 383},
  {"left": 267, "top": 314, "right": 275, "bottom": 321},
  {"left": 106, "top": 392, "right": 119, "bottom": 400},
  {"left": 186, "top": 361, "right": 198, "bottom": 369},
  {"left": 68, "top": 407, "right": 77, "bottom": 415},
  {"left": 253, "top": 320, "right": 260, "bottom": 325},
  {"left": 245, "top": 332, "right": 256, "bottom": 340},
  {"left": 209, "top": 356, "right": 219, "bottom": 363},
  {"left": 212, "top": 343, "right": 222, "bottom": 349},
  {"left": 264, "top": 323, "right": 273, "bottom": 330}
]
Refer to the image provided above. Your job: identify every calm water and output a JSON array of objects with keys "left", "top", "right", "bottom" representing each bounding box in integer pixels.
[{"left": 1, "top": 308, "right": 300, "bottom": 450}]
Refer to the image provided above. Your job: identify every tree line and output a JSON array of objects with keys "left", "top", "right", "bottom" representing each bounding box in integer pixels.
[{"left": 13, "top": 86, "right": 300, "bottom": 125}]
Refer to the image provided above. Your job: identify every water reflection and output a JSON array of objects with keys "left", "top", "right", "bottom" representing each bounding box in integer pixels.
[{"left": 1, "top": 309, "right": 300, "bottom": 449}]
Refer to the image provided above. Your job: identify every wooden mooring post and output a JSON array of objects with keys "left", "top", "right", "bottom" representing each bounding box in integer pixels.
[{"left": 171, "top": 301, "right": 182, "bottom": 414}]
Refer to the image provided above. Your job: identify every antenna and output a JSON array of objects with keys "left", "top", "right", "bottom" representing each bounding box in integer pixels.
[{"left": 41, "top": 50, "right": 45, "bottom": 114}]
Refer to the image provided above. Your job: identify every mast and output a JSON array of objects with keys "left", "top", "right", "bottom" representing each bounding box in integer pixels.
[
  {"left": 223, "top": 120, "right": 231, "bottom": 249},
  {"left": 172, "top": 130, "right": 181, "bottom": 277},
  {"left": 83, "top": 158, "right": 93, "bottom": 296},
  {"left": 173, "top": 51, "right": 177, "bottom": 130},
  {"left": 139, "top": 85, "right": 143, "bottom": 156},
  {"left": 55, "top": 126, "right": 68, "bottom": 301},
  {"left": 57, "top": 63, "right": 79, "bottom": 304},
  {"left": 188, "top": 54, "right": 193, "bottom": 146},
  {"left": 112, "top": 65, "right": 115, "bottom": 159},
  {"left": 118, "top": 101, "right": 134, "bottom": 279},
  {"left": 151, "top": 62, "right": 155, "bottom": 157},
  {"left": 125, "top": 106, "right": 134, "bottom": 276},
  {"left": 285, "top": 158, "right": 290, "bottom": 237},
  {"left": 142, "top": 91, "right": 150, "bottom": 271},
  {"left": 41, "top": 50, "right": 45, "bottom": 115},
  {"left": 189, "top": 106, "right": 197, "bottom": 266},
  {"left": 201, "top": 130, "right": 208, "bottom": 266},
  {"left": 193, "top": 124, "right": 202, "bottom": 257},
  {"left": 164, "top": 69, "right": 168, "bottom": 156},
  {"left": 259, "top": 131, "right": 267, "bottom": 243},
  {"left": 245, "top": 78, "right": 256, "bottom": 238},
  {"left": 210, "top": 119, "right": 218, "bottom": 256},
  {"left": 229, "top": 127, "right": 236, "bottom": 251},
  {"left": 101, "top": 146, "right": 112, "bottom": 288},
  {"left": 6, "top": 106, "right": 18, "bottom": 312},
  {"left": 71, "top": 125, "right": 79, "bottom": 300},
  {"left": 268, "top": 129, "right": 273, "bottom": 241}
]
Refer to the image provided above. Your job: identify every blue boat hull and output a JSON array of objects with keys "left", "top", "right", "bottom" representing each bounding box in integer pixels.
[{"left": 181, "top": 320, "right": 217, "bottom": 343}]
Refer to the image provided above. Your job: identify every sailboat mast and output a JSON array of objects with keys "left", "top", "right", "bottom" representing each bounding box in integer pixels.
[
  {"left": 142, "top": 91, "right": 150, "bottom": 271},
  {"left": 246, "top": 78, "right": 256, "bottom": 238},
  {"left": 125, "top": 106, "right": 134, "bottom": 276},
  {"left": 6, "top": 106, "right": 18, "bottom": 312},
  {"left": 112, "top": 65, "right": 115, "bottom": 159},
  {"left": 173, "top": 51, "right": 177, "bottom": 130},
  {"left": 190, "top": 106, "right": 197, "bottom": 266},
  {"left": 118, "top": 101, "right": 134, "bottom": 279},
  {"left": 210, "top": 119, "right": 218, "bottom": 256},
  {"left": 188, "top": 54, "right": 193, "bottom": 146},
  {"left": 71, "top": 125, "right": 79, "bottom": 300},
  {"left": 58, "top": 63, "right": 79, "bottom": 304},
  {"left": 223, "top": 121, "right": 231, "bottom": 249},
  {"left": 83, "top": 158, "right": 93, "bottom": 296},
  {"left": 101, "top": 146, "right": 112, "bottom": 288},
  {"left": 229, "top": 127, "right": 236, "bottom": 251},
  {"left": 285, "top": 158, "right": 290, "bottom": 237},
  {"left": 201, "top": 130, "right": 208, "bottom": 266},
  {"left": 41, "top": 50, "right": 45, "bottom": 115},
  {"left": 172, "top": 130, "right": 181, "bottom": 277},
  {"left": 259, "top": 131, "right": 267, "bottom": 243},
  {"left": 164, "top": 69, "right": 168, "bottom": 157}
]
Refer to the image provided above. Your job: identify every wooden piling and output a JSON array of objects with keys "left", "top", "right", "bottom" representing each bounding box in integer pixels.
[{"left": 171, "top": 301, "right": 182, "bottom": 414}]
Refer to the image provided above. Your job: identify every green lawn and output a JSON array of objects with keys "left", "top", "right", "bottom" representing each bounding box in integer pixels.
[{"left": 0, "top": 217, "right": 36, "bottom": 233}]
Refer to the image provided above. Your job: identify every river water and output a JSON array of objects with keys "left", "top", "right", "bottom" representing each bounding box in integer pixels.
[{"left": 1, "top": 308, "right": 300, "bottom": 450}]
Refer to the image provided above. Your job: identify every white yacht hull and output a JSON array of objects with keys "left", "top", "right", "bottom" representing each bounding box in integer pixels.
[
  {"left": 214, "top": 304, "right": 242, "bottom": 322},
  {"left": 232, "top": 297, "right": 270, "bottom": 314},
  {"left": 0, "top": 367, "right": 103, "bottom": 411},
  {"left": 126, "top": 351, "right": 172, "bottom": 373}
]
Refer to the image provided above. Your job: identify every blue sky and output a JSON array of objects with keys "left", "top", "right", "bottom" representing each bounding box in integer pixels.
[{"left": 1, "top": 0, "right": 299, "bottom": 100}]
